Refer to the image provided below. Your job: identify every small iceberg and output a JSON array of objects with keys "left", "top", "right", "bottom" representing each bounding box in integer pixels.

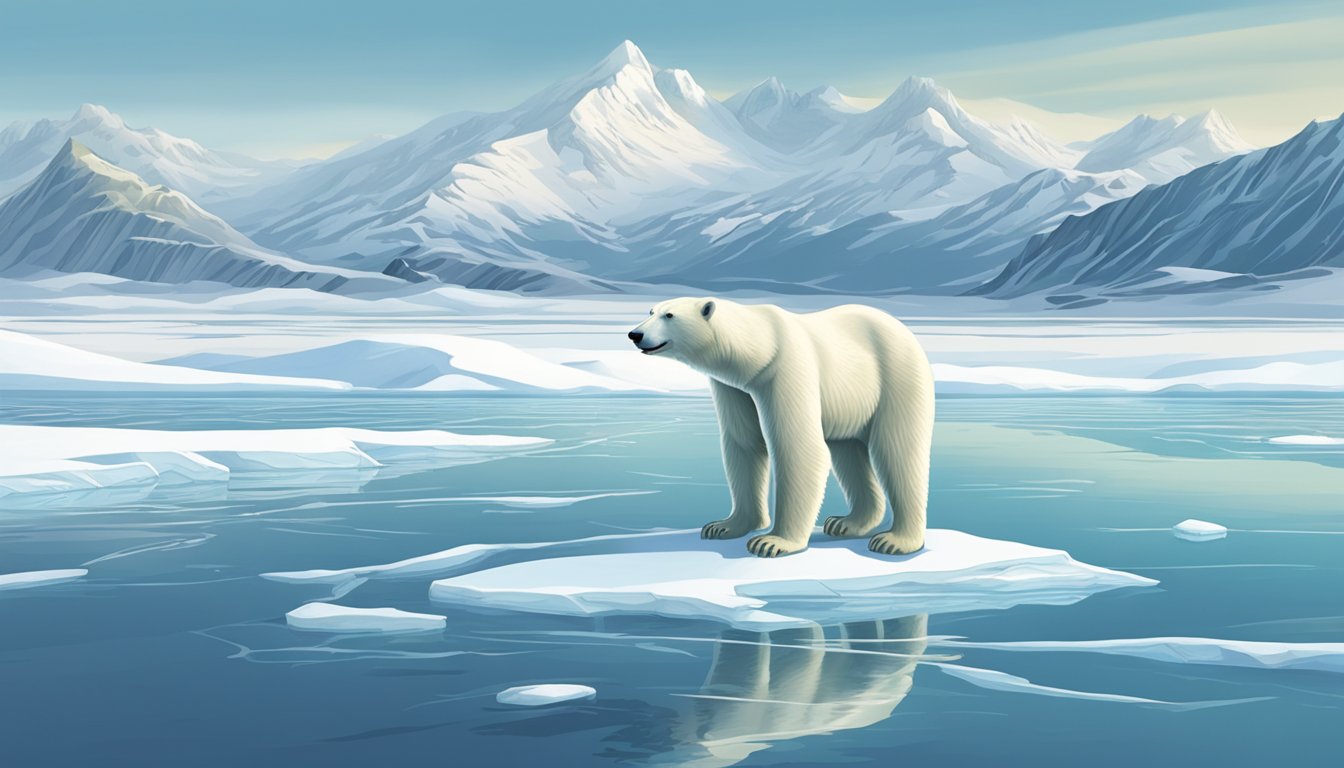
[
  {"left": 427, "top": 529, "right": 1155, "bottom": 630},
  {"left": 0, "top": 568, "right": 88, "bottom": 591},
  {"left": 285, "top": 603, "right": 446, "bottom": 633},
  {"left": 1173, "top": 519, "right": 1228, "bottom": 541},
  {"left": 496, "top": 684, "right": 596, "bottom": 707}
]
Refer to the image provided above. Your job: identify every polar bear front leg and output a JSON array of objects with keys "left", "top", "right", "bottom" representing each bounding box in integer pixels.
[
  {"left": 747, "top": 376, "right": 829, "bottom": 557},
  {"left": 702, "top": 380, "right": 769, "bottom": 540}
]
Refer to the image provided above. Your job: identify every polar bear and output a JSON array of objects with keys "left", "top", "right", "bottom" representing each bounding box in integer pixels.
[{"left": 628, "top": 297, "right": 934, "bottom": 558}]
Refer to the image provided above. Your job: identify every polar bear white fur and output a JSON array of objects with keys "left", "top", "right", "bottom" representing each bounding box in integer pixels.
[{"left": 629, "top": 297, "right": 934, "bottom": 558}]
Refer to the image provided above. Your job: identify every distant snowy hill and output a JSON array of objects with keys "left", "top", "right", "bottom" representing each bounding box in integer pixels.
[
  {"left": 1075, "top": 110, "right": 1254, "bottom": 184},
  {"left": 977, "top": 115, "right": 1344, "bottom": 301},
  {"left": 0, "top": 104, "right": 298, "bottom": 202},
  {"left": 0, "top": 141, "right": 385, "bottom": 292}
]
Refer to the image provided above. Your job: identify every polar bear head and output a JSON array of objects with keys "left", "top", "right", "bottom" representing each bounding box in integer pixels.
[
  {"left": 629, "top": 297, "right": 777, "bottom": 385},
  {"left": 627, "top": 296, "right": 718, "bottom": 365}
]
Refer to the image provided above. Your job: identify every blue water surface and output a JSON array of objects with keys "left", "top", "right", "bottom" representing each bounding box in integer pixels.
[{"left": 1, "top": 395, "right": 1341, "bottom": 767}]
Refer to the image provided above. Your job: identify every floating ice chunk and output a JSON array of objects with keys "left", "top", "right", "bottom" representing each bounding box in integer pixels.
[
  {"left": 433, "top": 491, "right": 657, "bottom": 508},
  {"left": 931, "top": 663, "right": 1265, "bottom": 710},
  {"left": 0, "top": 459, "right": 158, "bottom": 501},
  {"left": 934, "top": 361, "right": 1344, "bottom": 394},
  {"left": 1267, "top": 435, "right": 1344, "bottom": 445},
  {"left": 427, "top": 529, "right": 1156, "bottom": 630},
  {"left": 285, "top": 603, "right": 446, "bottom": 633},
  {"left": 1173, "top": 519, "right": 1228, "bottom": 541},
  {"left": 0, "top": 569, "right": 88, "bottom": 591},
  {"left": 496, "top": 684, "right": 596, "bottom": 706},
  {"left": 939, "top": 637, "right": 1344, "bottom": 674},
  {"left": 0, "top": 425, "right": 550, "bottom": 502},
  {"left": 83, "top": 451, "right": 230, "bottom": 485},
  {"left": 542, "top": 348, "right": 708, "bottom": 393},
  {"left": 165, "top": 335, "right": 655, "bottom": 393},
  {"left": 261, "top": 529, "right": 679, "bottom": 586}
]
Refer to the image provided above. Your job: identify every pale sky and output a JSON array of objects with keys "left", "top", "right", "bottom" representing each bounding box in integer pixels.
[{"left": 0, "top": 0, "right": 1339, "bottom": 157}]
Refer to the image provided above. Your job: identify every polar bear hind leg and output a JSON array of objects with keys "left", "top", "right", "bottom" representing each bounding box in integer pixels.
[{"left": 823, "top": 439, "right": 886, "bottom": 538}]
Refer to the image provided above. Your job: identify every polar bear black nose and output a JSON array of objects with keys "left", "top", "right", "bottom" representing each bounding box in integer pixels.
[{"left": 628, "top": 331, "right": 644, "bottom": 344}]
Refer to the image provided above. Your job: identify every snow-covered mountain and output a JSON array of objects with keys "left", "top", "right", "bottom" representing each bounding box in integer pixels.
[
  {"left": 610, "top": 76, "right": 1097, "bottom": 285},
  {"left": 218, "top": 41, "right": 785, "bottom": 292},
  {"left": 0, "top": 104, "right": 298, "bottom": 202},
  {"left": 977, "top": 114, "right": 1344, "bottom": 300},
  {"left": 657, "top": 167, "right": 1148, "bottom": 293},
  {"left": 1075, "top": 110, "right": 1254, "bottom": 184},
  {"left": 3, "top": 42, "right": 1267, "bottom": 298},
  {"left": 724, "top": 78, "right": 857, "bottom": 152},
  {"left": 0, "top": 140, "right": 381, "bottom": 292}
]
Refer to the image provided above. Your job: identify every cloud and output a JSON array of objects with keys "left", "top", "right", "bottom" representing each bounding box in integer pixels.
[{"left": 935, "top": 8, "right": 1344, "bottom": 145}]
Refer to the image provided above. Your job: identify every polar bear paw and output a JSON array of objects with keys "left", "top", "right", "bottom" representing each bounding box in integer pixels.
[
  {"left": 867, "top": 531, "right": 924, "bottom": 556},
  {"left": 701, "top": 519, "right": 758, "bottom": 539},
  {"left": 823, "top": 515, "right": 880, "bottom": 538},
  {"left": 746, "top": 534, "right": 806, "bottom": 558}
]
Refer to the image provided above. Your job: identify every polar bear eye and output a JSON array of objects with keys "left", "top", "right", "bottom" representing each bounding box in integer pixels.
[{"left": 664, "top": 312, "right": 674, "bottom": 319}]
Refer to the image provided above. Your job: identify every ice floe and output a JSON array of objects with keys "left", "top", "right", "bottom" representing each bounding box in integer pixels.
[
  {"left": 0, "top": 569, "right": 88, "bottom": 591},
  {"left": 496, "top": 684, "right": 597, "bottom": 706},
  {"left": 262, "top": 529, "right": 677, "bottom": 587},
  {"left": 935, "top": 360, "right": 1344, "bottom": 394},
  {"left": 0, "top": 329, "right": 349, "bottom": 392},
  {"left": 1267, "top": 435, "right": 1344, "bottom": 446},
  {"left": 431, "top": 491, "right": 657, "bottom": 508},
  {"left": 931, "top": 663, "right": 1265, "bottom": 709},
  {"left": 0, "top": 424, "right": 549, "bottom": 504},
  {"left": 284, "top": 603, "right": 446, "bottom": 633},
  {"left": 163, "top": 334, "right": 697, "bottom": 394},
  {"left": 939, "top": 637, "right": 1344, "bottom": 674},
  {"left": 420, "top": 529, "right": 1155, "bottom": 630},
  {"left": 1173, "top": 519, "right": 1228, "bottom": 541}
]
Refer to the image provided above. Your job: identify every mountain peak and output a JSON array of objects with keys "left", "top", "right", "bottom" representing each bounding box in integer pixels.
[
  {"left": 596, "top": 40, "right": 651, "bottom": 75},
  {"left": 806, "top": 85, "right": 842, "bottom": 102},
  {"left": 1187, "top": 108, "right": 1253, "bottom": 148},
  {"left": 875, "top": 76, "right": 958, "bottom": 116},
  {"left": 43, "top": 138, "right": 153, "bottom": 189},
  {"left": 70, "top": 103, "right": 120, "bottom": 127},
  {"left": 726, "top": 77, "right": 796, "bottom": 115},
  {"left": 894, "top": 76, "right": 943, "bottom": 97},
  {"left": 61, "top": 138, "right": 93, "bottom": 161}
]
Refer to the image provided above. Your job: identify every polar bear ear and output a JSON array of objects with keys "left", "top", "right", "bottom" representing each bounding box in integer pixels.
[{"left": 700, "top": 300, "right": 716, "bottom": 320}]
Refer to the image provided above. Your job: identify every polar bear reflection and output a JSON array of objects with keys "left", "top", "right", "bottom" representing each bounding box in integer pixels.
[{"left": 631, "top": 615, "right": 927, "bottom": 767}]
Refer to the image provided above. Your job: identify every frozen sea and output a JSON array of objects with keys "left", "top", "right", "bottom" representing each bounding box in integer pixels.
[{"left": 2, "top": 393, "right": 1342, "bottom": 767}]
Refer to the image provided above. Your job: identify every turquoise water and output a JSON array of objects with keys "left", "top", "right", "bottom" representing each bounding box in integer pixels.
[{"left": 1, "top": 395, "right": 1342, "bottom": 767}]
